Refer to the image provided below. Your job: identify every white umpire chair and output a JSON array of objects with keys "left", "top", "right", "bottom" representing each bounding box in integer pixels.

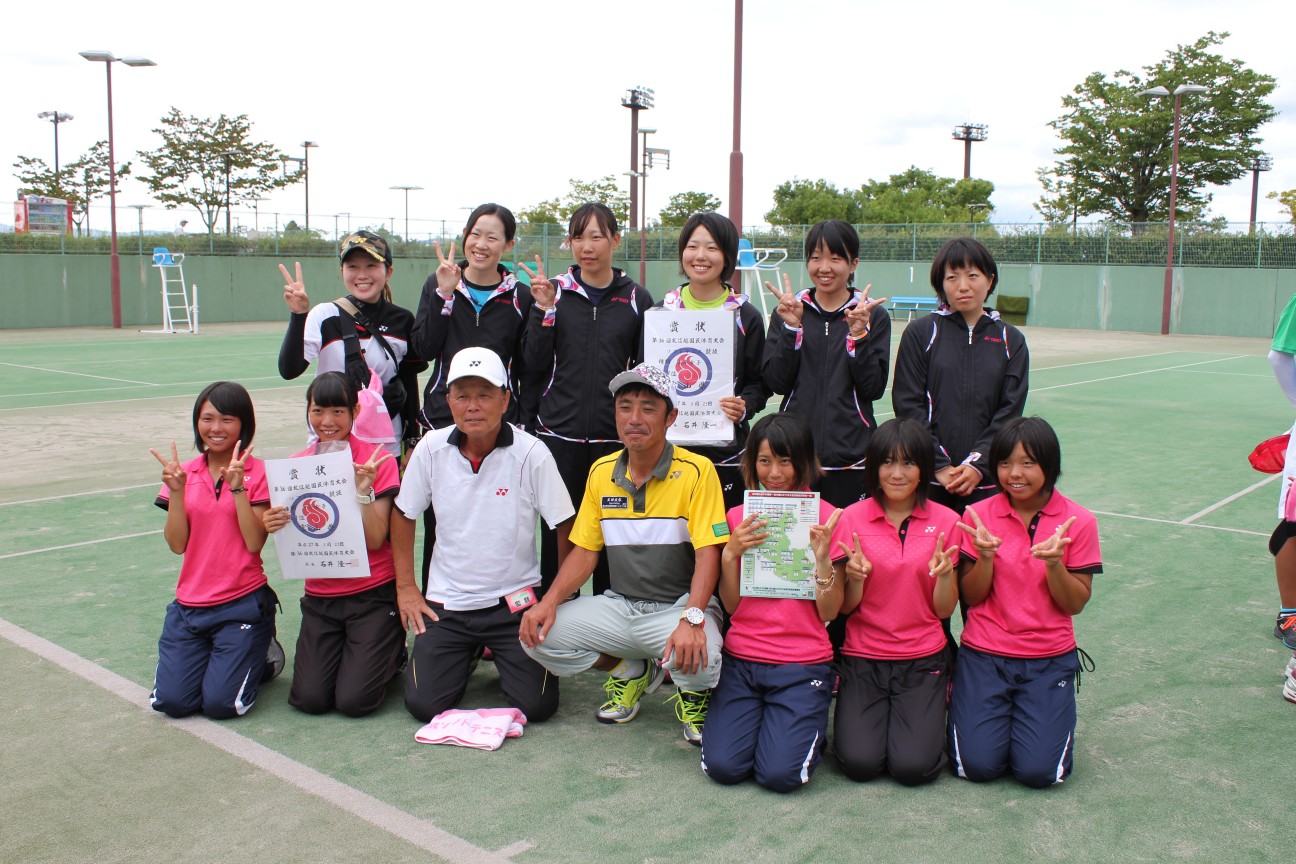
[
  {"left": 148, "top": 247, "right": 199, "bottom": 334},
  {"left": 735, "top": 238, "right": 788, "bottom": 317}
]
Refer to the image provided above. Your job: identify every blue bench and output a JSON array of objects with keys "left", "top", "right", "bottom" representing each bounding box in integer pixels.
[{"left": 887, "top": 295, "right": 939, "bottom": 321}]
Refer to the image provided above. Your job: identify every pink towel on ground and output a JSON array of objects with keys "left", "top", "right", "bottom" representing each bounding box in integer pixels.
[{"left": 414, "top": 708, "right": 528, "bottom": 750}]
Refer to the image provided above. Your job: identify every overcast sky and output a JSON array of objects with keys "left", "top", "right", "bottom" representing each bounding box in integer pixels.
[{"left": 5, "top": 0, "right": 1294, "bottom": 237}]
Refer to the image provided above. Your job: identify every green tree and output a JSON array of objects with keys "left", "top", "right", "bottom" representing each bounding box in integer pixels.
[
  {"left": 764, "top": 179, "right": 861, "bottom": 226},
  {"left": 13, "top": 140, "right": 129, "bottom": 236},
  {"left": 519, "top": 176, "right": 631, "bottom": 227},
  {"left": 856, "top": 167, "right": 994, "bottom": 223},
  {"left": 1037, "top": 31, "right": 1276, "bottom": 224},
  {"left": 658, "top": 191, "right": 723, "bottom": 226},
  {"left": 1268, "top": 190, "right": 1296, "bottom": 223},
  {"left": 136, "top": 108, "right": 296, "bottom": 235}
]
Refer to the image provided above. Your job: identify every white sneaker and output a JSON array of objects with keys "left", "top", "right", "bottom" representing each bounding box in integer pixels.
[{"left": 1285, "top": 656, "right": 1296, "bottom": 704}]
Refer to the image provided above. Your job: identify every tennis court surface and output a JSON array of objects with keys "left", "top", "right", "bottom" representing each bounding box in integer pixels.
[{"left": 1, "top": 322, "right": 1289, "bottom": 863}]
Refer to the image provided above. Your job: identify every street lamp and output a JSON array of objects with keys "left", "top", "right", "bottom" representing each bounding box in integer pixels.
[
  {"left": 222, "top": 151, "right": 238, "bottom": 236},
  {"left": 248, "top": 196, "right": 266, "bottom": 234},
  {"left": 37, "top": 111, "right": 74, "bottom": 174},
  {"left": 1139, "top": 83, "right": 1208, "bottom": 335},
  {"left": 390, "top": 185, "right": 424, "bottom": 241},
  {"left": 730, "top": 0, "right": 744, "bottom": 230},
  {"left": 80, "top": 49, "right": 156, "bottom": 329},
  {"left": 128, "top": 204, "right": 149, "bottom": 255},
  {"left": 622, "top": 87, "right": 654, "bottom": 235},
  {"left": 952, "top": 123, "right": 988, "bottom": 179},
  {"left": 1249, "top": 154, "right": 1273, "bottom": 234}
]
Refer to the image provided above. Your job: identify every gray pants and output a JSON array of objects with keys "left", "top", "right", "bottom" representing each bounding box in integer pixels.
[{"left": 522, "top": 592, "right": 724, "bottom": 692}]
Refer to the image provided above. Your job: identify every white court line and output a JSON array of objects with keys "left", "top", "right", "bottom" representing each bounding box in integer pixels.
[
  {"left": 0, "top": 483, "right": 157, "bottom": 507},
  {"left": 0, "top": 618, "right": 526, "bottom": 864},
  {"left": 0, "top": 383, "right": 302, "bottom": 413},
  {"left": 1091, "top": 510, "right": 1267, "bottom": 537},
  {"left": 0, "top": 375, "right": 285, "bottom": 401},
  {"left": 1182, "top": 474, "right": 1280, "bottom": 524},
  {"left": 0, "top": 531, "right": 162, "bottom": 560},
  {"left": 1033, "top": 351, "right": 1176, "bottom": 371},
  {"left": 1032, "top": 356, "right": 1244, "bottom": 392},
  {"left": 0, "top": 361, "right": 157, "bottom": 386}
]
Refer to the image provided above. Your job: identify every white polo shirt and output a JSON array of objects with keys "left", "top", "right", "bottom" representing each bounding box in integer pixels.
[{"left": 395, "top": 423, "right": 574, "bottom": 611}]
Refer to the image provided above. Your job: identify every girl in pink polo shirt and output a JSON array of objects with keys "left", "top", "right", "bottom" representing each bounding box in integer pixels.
[
  {"left": 149, "top": 382, "right": 280, "bottom": 720},
  {"left": 948, "top": 416, "right": 1102, "bottom": 787},
  {"left": 830, "top": 418, "right": 961, "bottom": 785},
  {"left": 703, "top": 413, "right": 843, "bottom": 792},
  {"left": 263, "top": 372, "right": 404, "bottom": 717}
]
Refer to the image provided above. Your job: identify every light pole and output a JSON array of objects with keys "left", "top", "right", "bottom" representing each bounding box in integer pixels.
[
  {"left": 622, "top": 87, "right": 654, "bottom": 236},
  {"left": 340, "top": 212, "right": 351, "bottom": 235},
  {"left": 301, "top": 141, "right": 318, "bottom": 230},
  {"left": 1139, "top": 83, "right": 1208, "bottom": 335},
  {"left": 952, "top": 123, "right": 988, "bottom": 179},
  {"left": 128, "top": 203, "right": 149, "bottom": 255},
  {"left": 390, "top": 185, "right": 424, "bottom": 241},
  {"left": 80, "top": 50, "right": 156, "bottom": 329},
  {"left": 1249, "top": 154, "right": 1273, "bottom": 234},
  {"left": 639, "top": 130, "right": 670, "bottom": 286},
  {"left": 248, "top": 196, "right": 266, "bottom": 234},
  {"left": 222, "top": 151, "right": 238, "bottom": 236},
  {"left": 37, "top": 111, "right": 74, "bottom": 174},
  {"left": 730, "top": 0, "right": 744, "bottom": 230}
]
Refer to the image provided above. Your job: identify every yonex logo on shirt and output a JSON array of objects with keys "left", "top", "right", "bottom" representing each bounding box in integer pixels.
[{"left": 496, "top": 488, "right": 509, "bottom": 496}]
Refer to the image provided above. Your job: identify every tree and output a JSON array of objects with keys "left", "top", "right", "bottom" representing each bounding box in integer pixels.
[
  {"left": 136, "top": 108, "right": 296, "bottom": 235},
  {"left": 518, "top": 176, "right": 631, "bottom": 227},
  {"left": 856, "top": 167, "right": 994, "bottom": 223},
  {"left": 765, "top": 179, "right": 861, "bottom": 226},
  {"left": 1269, "top": 190, "right": 1296, "bottom": 223},
  {"left": 1037, "top": 31, "right": 1276, "bottom": 224},
  {"left": 13, "top": 140, "right": 129, "bottom": 236},
  {"left": 658, "top": 191, "right": 723, "bottom": 227}
]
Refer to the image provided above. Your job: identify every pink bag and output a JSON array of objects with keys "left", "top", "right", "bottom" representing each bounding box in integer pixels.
[{"left": 352, "top": 369, "right": 397, "bottom": 445}]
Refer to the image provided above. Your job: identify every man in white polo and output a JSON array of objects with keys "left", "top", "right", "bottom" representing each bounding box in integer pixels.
[{"left": 392, "top": 347, "right": 574, "bottom": 723}]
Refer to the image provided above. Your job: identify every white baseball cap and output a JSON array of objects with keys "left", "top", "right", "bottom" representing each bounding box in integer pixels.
[{"left": 446, "top": 347, "right": 508, "bottom": 388}]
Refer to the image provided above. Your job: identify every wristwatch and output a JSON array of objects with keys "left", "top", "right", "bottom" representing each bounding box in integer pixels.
[
  {"left": 679, "top": 606, "right": 706, "bottom": 627},
  {"left": 355, "top": 488, "right": 376, "bottom": 504}
]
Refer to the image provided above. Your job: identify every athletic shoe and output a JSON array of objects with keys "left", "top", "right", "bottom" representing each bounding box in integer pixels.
[
  {"left": 596, "top": 661, "right": 666, "bottom": 724},
  {"left": 263, "top": 638, "right": 286, "bottom": 683},
  {"left": 1284, "top": 666, "right": 1296, "bottom": 705},
  {"left": 669, "top": 687, "right": 711, "bottom": 746},
  {"left": 1276, "top": 613, "right": 1296, "bottom": 650},
  {"left": 1285, "top": 655, "right": 1296, "bottom": 681}
]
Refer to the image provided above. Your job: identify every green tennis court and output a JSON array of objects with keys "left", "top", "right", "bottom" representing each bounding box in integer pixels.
[{"left": 1, "top": 322, "right": 1289, "bottom": 863}]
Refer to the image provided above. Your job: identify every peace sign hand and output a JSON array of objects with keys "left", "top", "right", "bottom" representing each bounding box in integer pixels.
[
  {"left": 928, "top": 532, "right": 960, "bottom": 579},
  {"left": 957, "top": 507, "right": 1002, "bottom": 558},
  {"left": 433, "top": 241, "right": 461, "bottom": 299},
  {"left": 763, "top": 273, "right": 803, "bottom": 328},
  {"left": 809, "top": 509, "right": 843, "bottom": 563},
  {"left": 278, "top": 261, "right": 309, "bottom": 314},
  {"left": 846, "top": 284, "right": 887, "bottom": 339},
  {"left": 837, "top": 532, "right": 871, "bottom": 583},
  {"left": 519, "top": 255, "right": 556, "bottom": 310},
  {"left": 353, "top": 448, "right": 394, "bottom": 496},
  {"left": 1030, "top": 516, "right": 1076, "bottom": 563},
  {"left": 219, "top": 440, "right": 254, "bottom": 491},
  {"left": 150, "top": 441, "right": 186, "bottom": 493}
]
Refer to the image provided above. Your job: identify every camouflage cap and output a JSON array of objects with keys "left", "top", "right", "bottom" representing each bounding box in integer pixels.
[
  {"left": 608, "top": 362, "right": 675, "bottom": 410},
  {"left": 339, "top": 230, "right": 392, "bottom": 266}
]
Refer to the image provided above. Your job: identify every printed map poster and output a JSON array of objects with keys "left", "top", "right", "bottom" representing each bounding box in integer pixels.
[
  {"left": 265, "top": 448, "right": 370, "bottom": 580},
  {"left": 643, "top": 308, "right": 734, "bottom": 446},
  {"left": 739, "top": 490, "right": 821, "bottom": 599}
]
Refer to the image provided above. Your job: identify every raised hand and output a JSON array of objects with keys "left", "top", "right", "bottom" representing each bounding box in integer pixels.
[
  {"left": 928, "top": 532, "right": 960, "bottom": 579},
  {"left": 279, "top": 261, "right": 309, "bottom": 313},
  {"left": 149, "top": 441, "right": 185, "bottom": 493},
  {"left": 519, "top": 255, "right": 556, "bottom": 309},
  {"left": 354, "top": 448, "right": 394, "bottom": 496},
  {"left": 809, "top": 509, "right": 843, "bottom": 562},
  {"left": 220, "top": 440, "right": 254, "bottom": 490},
  {"left": 1030, "top": 516, "right": 1076, "bottom": 563},
  {"left": 958, "top": 507, "right": 1002, "bottom": 558},
  {"left": 763, "top": 273, "right": 803, "bottom": 328},
  {"left": 433, "top": 241, "right": 461, "bottom": 298},
  {"left": 845, "top": 283, "right": 887, "bottom": 339},
  {"left": 837, "top": 532, "right": 871, "bottom": 584}
]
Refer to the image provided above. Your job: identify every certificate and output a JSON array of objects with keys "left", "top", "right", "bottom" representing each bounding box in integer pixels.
[
  {"left": 265, "top": 448, "right": 370, "bottom": 579},
  {"left": 739, "top": 490, "right": 821, "bottom": 600},
  {"left": 643, "top": 308, "right": 734, "bottom": 446}
]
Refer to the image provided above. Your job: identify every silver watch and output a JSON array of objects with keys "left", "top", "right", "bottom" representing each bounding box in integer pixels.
[{"left": 680, "top": 606, "right": 706, "bottom": 627}]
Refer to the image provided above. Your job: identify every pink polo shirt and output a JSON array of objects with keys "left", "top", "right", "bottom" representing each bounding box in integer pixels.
[
  {"left": 291, "top": 436, "right": 401, "bottom": 598},
  {"left": 831, "top": 498, "right": 962, "bottom": 661},
  {"left": 958, "top": 490, "right": 1103, "bottom": 658},
  {"left": 156, "top": 454, "right": 269, "bottom": 607},
  {"left": 722, "top": 499, "right": 837, "bottom": 666}
]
